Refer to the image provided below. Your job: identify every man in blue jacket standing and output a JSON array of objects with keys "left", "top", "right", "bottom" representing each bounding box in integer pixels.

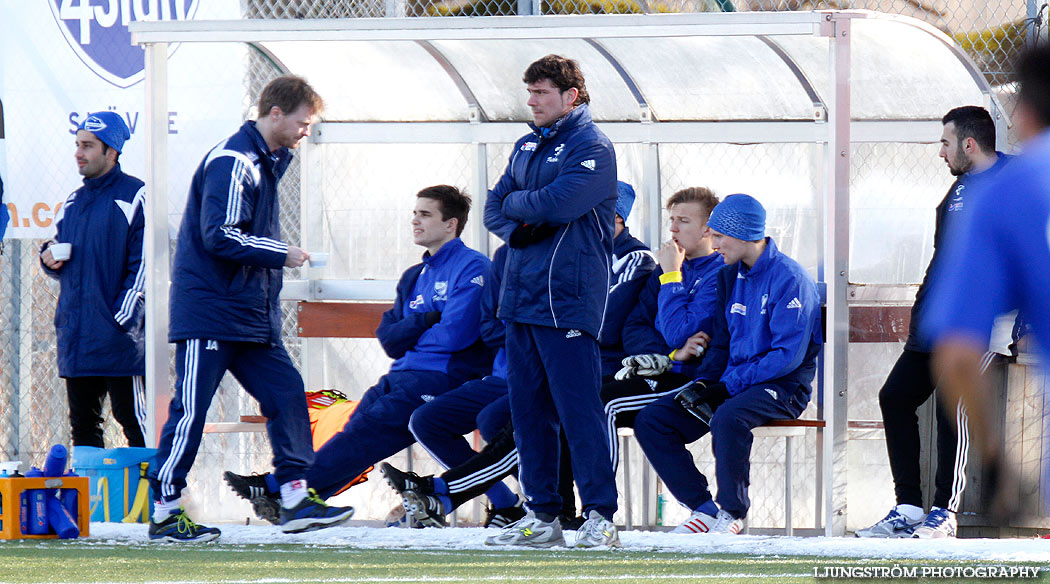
[
  {"left": 40, "top": 112, "right": 146, "bottom": 450},
  {"left": 226, "top": 185, "right": 491, "bottom": 521},
  {"left": 483, "top": 54, "right": 619, "bottom": 548},
  {"left": 634, "top": 194, "right": 821, "bottom": 535},
  {"left": 151, "top": 76, "right": 352, "bottom": 542}
]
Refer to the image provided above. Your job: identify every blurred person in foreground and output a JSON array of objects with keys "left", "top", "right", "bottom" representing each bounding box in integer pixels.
[{"left": 928, "top": 46, "right": 1050, "bottom": 521}]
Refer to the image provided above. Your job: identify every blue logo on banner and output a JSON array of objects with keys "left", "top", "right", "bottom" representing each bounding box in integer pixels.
[{"left": 50, "top": 0, "right": 200, "bottom": 88}]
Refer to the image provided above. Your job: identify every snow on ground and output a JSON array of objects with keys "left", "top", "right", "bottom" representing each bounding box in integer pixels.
[{"left": 86, "top": 522, "right": 1050, "bottom": 562}]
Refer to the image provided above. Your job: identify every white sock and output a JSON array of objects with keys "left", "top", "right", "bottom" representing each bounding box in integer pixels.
[
  {"left": 153, "top": 499, "right": 181, "bottom": 523},
  {"left": 281, "top": 479, "right": 308, "bottom": 509},
  {"left": 896, "top": 504, "right": 924, "bottom": 520}
]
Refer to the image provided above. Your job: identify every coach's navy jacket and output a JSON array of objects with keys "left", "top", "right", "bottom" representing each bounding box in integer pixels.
[
  {"left": 377, "top": 237, "right": 491, "bottom": 383},
  {"left": 599, "top": 227, "right": 656, "bottom": 376},
  {"left": 169, "top": 121, "right": 291, "bottom": 344},
  {"left": 42, "top": 164, "right": 146, "bottom": 377},
  {"left": 695, "top": 238, "right": 822, "bottom": 398},
  {"left": 484, "top": 104, "right": 617, "bottom": 339}
]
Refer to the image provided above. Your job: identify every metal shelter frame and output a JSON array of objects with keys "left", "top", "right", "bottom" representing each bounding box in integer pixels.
[{"left": 131, "top": 11, "right": 1005, "bottom": 536}]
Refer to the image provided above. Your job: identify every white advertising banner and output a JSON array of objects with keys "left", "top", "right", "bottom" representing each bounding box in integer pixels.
[{"left": 0, "top": 0, "right": 246, "bottom": 240}]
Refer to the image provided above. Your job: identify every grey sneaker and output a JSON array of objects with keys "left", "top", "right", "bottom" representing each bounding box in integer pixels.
[
  {"left": 574, "top": 510, "right": 621, "bottom": 548},
  {"left": 708, "top": 509, "right": 744, "bottom": 534},
  {"left": 855, "top": 506, "right": 925, "bottom": 538},
  {"left": 484, "top": 510, "right": 565, "bottom": 548},
  {"left": 912, "top": 507, "right": 956, "bottom": 539}
]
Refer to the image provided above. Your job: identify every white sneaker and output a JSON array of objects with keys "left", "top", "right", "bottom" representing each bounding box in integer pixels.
[
  {"left": 484, "top": 510, "right": 565, "bottom": 548},
  {"left": 912, "top": 507, "right": 956, "bottom": 539},
  {"left": 855, "top": 505, "right": 925, "bottom": 538},
  {"left": 708, "top": 509, "right": 744, "bottom": 534},
  {"left": 574, "top": 510, "right": 621, "bottom": 548},
  {"left": 672, "top": 509, "right": 719, "bottom": 534}
]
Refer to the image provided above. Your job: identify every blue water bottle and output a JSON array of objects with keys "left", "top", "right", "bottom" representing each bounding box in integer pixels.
[
  {"left": 60, "top": 470, "right": 79, "bottom": 521},
  {"left": 43, "top": 445, "right": 68, "bottom": 477},
  {"left": 46, "top": 493, "right": 79, "bottom": 539},
  {"left": 22, "top": 467, "right": 48, "bottom": 535}
]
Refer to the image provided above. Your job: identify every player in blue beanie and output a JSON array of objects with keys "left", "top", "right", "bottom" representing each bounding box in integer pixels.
[{"left": 634, "top": 193, "right": 821, "bottom": 535}]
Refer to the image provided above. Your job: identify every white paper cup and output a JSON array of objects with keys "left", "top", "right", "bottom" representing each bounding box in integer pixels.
[
  {"left": 50, "top": 243, "right": 72, "bottom": 261},
  {"left": 309, "top": 252, "right": 328, "bottom": 268}
]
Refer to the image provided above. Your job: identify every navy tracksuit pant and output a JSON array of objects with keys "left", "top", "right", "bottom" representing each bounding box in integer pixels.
[
  {"left": 634, "top": 379, "right": 808, "bottom": 519},
  {"left": 307, "top": 369, "right": 455, "bottom": 499},
  {"left": 152, "top": 339, "right": 314, "bottom": 502},
  {"left": 505, "top": 322, "right": 617, "bottom": 520},
  {"left": 409, "top": 376, "right": 509, "bottom": 469}
]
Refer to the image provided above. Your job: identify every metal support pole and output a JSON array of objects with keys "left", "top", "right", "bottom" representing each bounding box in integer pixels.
[
  {"left": 473, "top": 143, "right": 490, "bottom": 257},
  {"left": 144, "top": 42, "right": 171, "bottom": 448},
  {"left": 785, "top": 435, "right": 793, "bottom": 536},
  {"left": 821, "top": 12, "right": 851, "bottom": 537},
  {"left": 644, "top": 143, "right": 661, "bottom": 249}
]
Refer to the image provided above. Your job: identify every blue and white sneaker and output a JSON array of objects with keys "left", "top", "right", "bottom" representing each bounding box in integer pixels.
[
  {"left": 149, "top": 509, "right": 221, "bottom": 543},
  {"left": 912, "top": 507, "right": 956, "bottom": 539},
  {"left": 855, "top": 505, "right": 925, "bottom": 538},
  {"left": 280, "top": 489, "right": 355, "bottom": 534}
]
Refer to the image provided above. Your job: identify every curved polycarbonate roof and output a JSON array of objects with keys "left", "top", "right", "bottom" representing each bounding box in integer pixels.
[{"left": 254, "top": 13, "right": 988, "bottom": 123}]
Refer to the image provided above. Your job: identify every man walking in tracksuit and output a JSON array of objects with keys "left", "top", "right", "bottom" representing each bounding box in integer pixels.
[
  {"left": 483, "top": 54, "right": 619, "bottom": 548},
  {"left": 634, "top": 194, "right": 821, "bottom": 535},
  {"left": 150, "top": 76, "right": 352, "bottom": 542},
  {"left": 41, "top": 112, "right": 146, "bottom": 449}
]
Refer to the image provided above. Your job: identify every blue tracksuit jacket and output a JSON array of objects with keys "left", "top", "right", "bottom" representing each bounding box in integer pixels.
[
  {"left": 655, "top": 252, "right": 725, "bottom": 350},
  {"left": 621, "top": 252, "right": 723, "bottom": 378},
  {"left": 378, "top": 237, "right": 491, "bottom": 382},
  {"left": 599, "top": 227, "right": 656, "bottom": 376},
  {"left": 42, "top": 164, "right": 146, "bottom": 377},
  {"left": 169, "top": 121, "right": 292, "bottom": 344},
  {"left": 483, "top": 104, "right": 617, "bottom": 338},
  {"left": 695, "top": 238, "right": 822, "bottom": 398}
]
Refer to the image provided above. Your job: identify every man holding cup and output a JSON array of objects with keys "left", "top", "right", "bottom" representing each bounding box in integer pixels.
[{"left": 40, "top": 111, "right": 147, "bottom": 450}]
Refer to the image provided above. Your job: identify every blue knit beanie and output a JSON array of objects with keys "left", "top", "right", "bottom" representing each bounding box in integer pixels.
[
  {"left": 615, "top": 181, "right": 636, "bottom": 223},
  {"left": 707, "top": 194, "right": 766, "bottom": 241},
  {"left": 78, "top": 112, "right": 131, "bottom": 153}
]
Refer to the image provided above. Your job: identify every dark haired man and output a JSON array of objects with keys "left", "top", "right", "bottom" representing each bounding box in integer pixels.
[
  {"left": 40, "top": 111, "right": 147, "bottom": 450},
  {"left": 856, "top": 106, "right": 1011, "bottom": 539},
  {"left": 151, "top": 75, "right": 351, "bottom": 542},
  {"left": 483, "top": 54, "right": 619, "bottom": 548},
  {"left": 930, "top": 47, "right": 1050, "bottom": 524},
  {"left": 226, "top": 185, "right": 492, "bottom": 524}
]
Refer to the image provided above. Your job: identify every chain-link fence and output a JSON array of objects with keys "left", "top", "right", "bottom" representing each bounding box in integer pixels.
[{"left": 4, "top": 0, "right": 1046, "bottom": 531}]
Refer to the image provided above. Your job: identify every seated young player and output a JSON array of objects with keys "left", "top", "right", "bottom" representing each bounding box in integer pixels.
[
  {"left": 381, "top": 181, "right": 656, "bottom": 529},
  {"left": 633, "top": 194, "right": 821, "bottom": 535},
  {"left": 603, "top": 187, "right": 723, "bottom": 468},
  {"left": 225, "top": 185, "right": 491, "bottom": 519}
]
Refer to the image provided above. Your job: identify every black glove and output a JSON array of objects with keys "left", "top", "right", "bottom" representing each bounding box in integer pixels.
[
  {"left": 509, "top": 224, "right": 559, "bottom": 248},
  {"left": 674, "top": 382, "right": 730, "bottom": 426},
  {"left": 424, "top": 311, "right": 442, "bottom": 327}
]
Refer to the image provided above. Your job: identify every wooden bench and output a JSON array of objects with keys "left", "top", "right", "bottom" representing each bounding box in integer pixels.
[{"left": 617, "top": 418, "right": 826, "bottom": 535}]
